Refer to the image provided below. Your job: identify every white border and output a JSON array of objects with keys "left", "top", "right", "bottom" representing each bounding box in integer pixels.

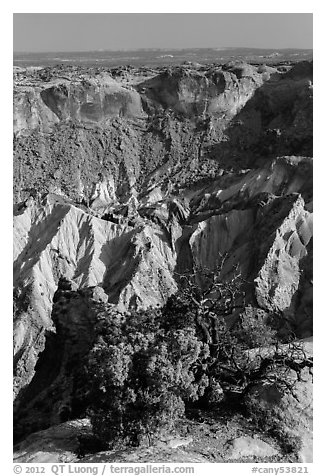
[{"left": 3, "top": 3, "right": 322, "bottom": 474}]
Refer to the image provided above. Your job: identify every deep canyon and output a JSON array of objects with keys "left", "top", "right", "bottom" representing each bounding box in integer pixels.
[{"left": 13, "top": 58, "right": 313, "bottom": 463}]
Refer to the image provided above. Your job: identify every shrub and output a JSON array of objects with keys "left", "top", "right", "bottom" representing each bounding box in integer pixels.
[
  {"left": 281, "top": 434, "right": 303, "bottom": 455},
  {"left": 233, "top": 305, "right": 277, "bottom": 349},
  {"left": 83, "top": 264, "right": 312, "bottom": 449},
  {"left": 84, "top": 305, "right": 209, "bottom": 447}
]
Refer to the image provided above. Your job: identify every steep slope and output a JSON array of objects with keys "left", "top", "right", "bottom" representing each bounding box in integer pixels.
[
  {"left": 14, "top": 194, "right": 177, "bottom": 399},
  {"left": 13, "top": 60, "right": 313, "bottom": 446},
  {"left": 13, "top": 61, "right": 312, "bottom": 204}
]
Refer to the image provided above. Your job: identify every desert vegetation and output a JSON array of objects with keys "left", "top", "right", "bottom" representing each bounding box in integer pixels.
[
  {"left": 13, "top": 58, "right": 313, "bottom": 462},
  {"left": 81, "top": 263, "right": 312, "bottom": 453}
]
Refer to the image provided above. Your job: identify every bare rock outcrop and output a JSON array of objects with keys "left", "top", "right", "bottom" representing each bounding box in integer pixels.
[
  {"left": 14, "top": 74, "right": 146, "bottom": 135},
  {"left": 254, "top": 195, "right": 313, "bottom": 316},
  {"left": 224, "top": 436, "right": 279, "bottom": 460},
  {"left": 13, "top": 61, "right": 313, "bottom": 450},
  {"left": 14, "top": 419, "right": 91, "bottom": 463},
  {"left": 137, "top": 64, "right": 265, "bottom": 117},
  {"left": 14, "top": 61, "right": 312, "bottom": 205},
  {"left": 245, "top": 363, "right": 313, "bottom": 463},
  {"left": 14, "top": 194, "right": 177, "bottom": 401}
]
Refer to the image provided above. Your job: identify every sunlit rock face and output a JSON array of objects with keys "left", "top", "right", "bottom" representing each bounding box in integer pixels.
[
  {"left": 136, "top": 64, "right": 265, "bottom": 117},
  {"left": 14, "top": 75, "right": 146, "bottom": 135},
  {"left": 13, "top": 60, "right": 313, "bottom": 443},
  {"left": 13, "top": 194, "right": 177, "bottom": 401},
  {"left": 254, "top": 195, "right": 313, "bottom": 313}
]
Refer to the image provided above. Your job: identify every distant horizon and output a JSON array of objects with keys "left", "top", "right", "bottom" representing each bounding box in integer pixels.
[
  {"left": 13, "top": 14, "right": 313, "bottom": 53},
  {"left": 13, "top": 46, "right": 313, "bottom": 55}
]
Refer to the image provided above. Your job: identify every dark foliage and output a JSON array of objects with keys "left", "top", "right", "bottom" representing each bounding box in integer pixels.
[
  {"left": 82, "top": 264, "right": 312, "bottom": 449},
  {"left": 83, "top": 305, "right": 209, "bottom": 447}
]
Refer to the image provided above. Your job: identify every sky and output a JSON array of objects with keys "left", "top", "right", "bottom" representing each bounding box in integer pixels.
[{"left": 13, "top": 13, "right": 313, "bottom": 53}]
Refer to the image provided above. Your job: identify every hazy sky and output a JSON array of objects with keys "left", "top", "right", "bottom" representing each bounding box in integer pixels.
[{"left": 13, "top": 13, "right": 313, "bottom": 52}]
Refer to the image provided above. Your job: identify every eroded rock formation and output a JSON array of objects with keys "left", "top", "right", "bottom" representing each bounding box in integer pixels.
[{"left": 13, "top": 60, "right": 313, "bottom": 450}]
